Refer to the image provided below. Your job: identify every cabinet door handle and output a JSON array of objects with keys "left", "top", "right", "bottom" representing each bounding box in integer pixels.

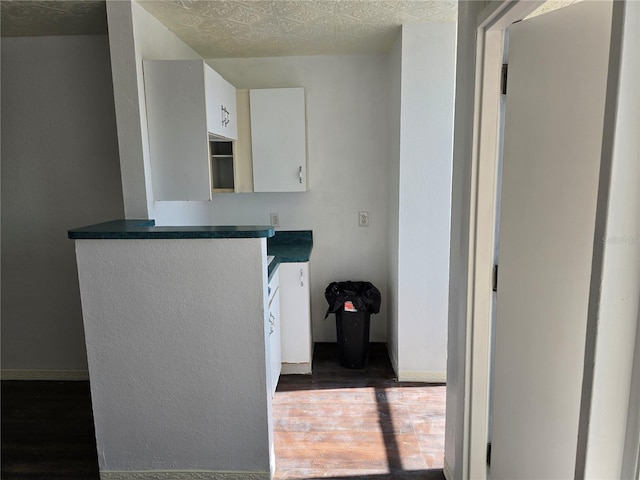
[
  {"left": 221, "top": 105, "right": 230, "bottom": 127},
  {"left": 300, "top": 269, "right": 304, "bottom": 287},
  {"left": 299, "top": 166, "right": 303, "bottom": 184}
]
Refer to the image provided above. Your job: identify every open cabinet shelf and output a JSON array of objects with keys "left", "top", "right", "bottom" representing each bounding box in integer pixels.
[{"left": 210, "top": 138, "right": 235, "bottom": 192}]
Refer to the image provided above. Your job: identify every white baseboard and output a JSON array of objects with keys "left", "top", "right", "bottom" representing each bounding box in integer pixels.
[
  {"left": 444, "top": 459, "right": 453, "bottom": 480},
  {"left": 397, "top": 370, "right": 446, "bottom": 383},
  {"left": 1, "top": 369, "right": 89, "bottom": 381},
  {"left": 280, "top": 362, "right": 311, "bottom": 375},
  {"left": 100, "top": 471, "right": 270, "bottom": 480}
]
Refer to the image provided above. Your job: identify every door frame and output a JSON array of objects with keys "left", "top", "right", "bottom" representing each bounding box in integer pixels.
[
  {"left": 459, "top": 2, "right": 553, "bottom": 478},
  {"left": 460, "top": 1, "right": 639, "bottom": 479}
]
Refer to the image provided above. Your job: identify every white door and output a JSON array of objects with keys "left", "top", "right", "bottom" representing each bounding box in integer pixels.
[{"left": 490, "top": 2, "right": 614, "bottom": 478}]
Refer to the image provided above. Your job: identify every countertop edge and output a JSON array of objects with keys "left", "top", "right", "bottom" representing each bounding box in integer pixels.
[{"left": 68, "top": 220, "right": 275, "bottom": 240}]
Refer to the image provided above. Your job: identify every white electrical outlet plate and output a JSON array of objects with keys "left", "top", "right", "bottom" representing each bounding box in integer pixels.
[
  {"left": 359, "top": 211, "right": 369, "bottom": 227},
  {"left": 270, "top": 213, "right": 280, "bottom": 228}
]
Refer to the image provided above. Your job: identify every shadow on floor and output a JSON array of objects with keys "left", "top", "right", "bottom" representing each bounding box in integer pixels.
[{"left": 274, "top": 343, "right": 446, "bottom": 480}]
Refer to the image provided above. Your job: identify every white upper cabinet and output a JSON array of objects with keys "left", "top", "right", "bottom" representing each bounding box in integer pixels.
[
  {"left": 250, "top": 88, "right": 307, "bottom": 192},
  {"left": 205, "top": 66, "right": 237, "bottom": 140},
  {"left": 143, "top": 59, "right": 237, "bottom": 201}
]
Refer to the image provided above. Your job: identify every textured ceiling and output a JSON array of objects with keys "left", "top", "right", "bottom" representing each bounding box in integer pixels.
[
  {"left": 526, "top": 0, "right": 584, "bottom": 19},
  {"left": 0, "top": 0, "right": 586, "bottom": 58},
  {"left": 137, "top": 1, "right": 458, "bottom": 58},
  {"left": 0, "top": 0, "right": 107, "bottom": 36}
]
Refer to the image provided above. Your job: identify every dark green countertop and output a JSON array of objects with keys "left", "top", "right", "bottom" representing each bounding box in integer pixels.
[
  {"left": 267, "top": 230, "right": 313, "bottom": 279},
  {"left": 68, "top": 221, "right": 311, "bottom": 280},
  {"left": 68, "top": 220, "right": 275, "bottom": 240}
]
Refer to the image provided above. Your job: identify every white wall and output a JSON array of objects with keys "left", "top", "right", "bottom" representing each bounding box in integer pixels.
[
  {"left": 107, "top": 1, "right": 391, "bottom": 343},
  {"left": 108, "top": 2, "right": 457, "bottom": 361},
  {"left": 583, "top": 1, "right": 640, "bottom": 476},
  {"left": 75, "top": 238, "right": 272, "bottom": 476},
  {"left": 395, "top": 24, "right": 455, "bottom": 381},
  {"left": 388, "top": 24, "right": 457, "bottom": 381},
  {"left": 208, "top": 28, "right": 455, "bottom": 356},
  {"left": 204, "top": 55, "right": 391, "bottom": 343},
  {"left": 1, "top": 35, "right": 124, "bottom": 374},
  {"left": 106, "top": 0, "right": 201, "bottom": 219}
]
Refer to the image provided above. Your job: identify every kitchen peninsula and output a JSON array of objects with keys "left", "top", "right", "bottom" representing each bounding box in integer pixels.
[{"left": 69, "top": 219, "right": 289, "bottom": 479}]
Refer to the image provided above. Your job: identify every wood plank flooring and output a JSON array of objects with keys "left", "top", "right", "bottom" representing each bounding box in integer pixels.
[
  {"left": 1, "top": 344, "right": 446, "bottom": 480},
  {"left": 1, "top": 380, "right": 100, "bottom": 479},
  {"left": 273, "top": 343, "right": 446, "bottom": 479}
]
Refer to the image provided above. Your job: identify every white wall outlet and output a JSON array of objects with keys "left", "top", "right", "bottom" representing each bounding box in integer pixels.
[
  {"left": 359, "top": 211, "right": 369, "bottom": 227},
  {"left": 270, "top": 213, "right": 280, "bottom": 228}
]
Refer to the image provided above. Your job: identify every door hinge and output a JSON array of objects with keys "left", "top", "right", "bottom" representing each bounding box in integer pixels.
[
  {"left": 487, "top": 442, "right": 492, "bottom": 466},
  {"left": 493, "top": 265, "right": 499, "bottom": 292},
  {"left": 501, "top": 64, "right": 508, "bottom": 95}
]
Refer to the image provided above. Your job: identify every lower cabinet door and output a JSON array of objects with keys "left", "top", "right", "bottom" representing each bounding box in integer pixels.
[
  {"left": 268, "top": 287, "right": 281, "bottom": 396},
  {"left": 279, "top": 262, "right": 312, "bottom": 372}
]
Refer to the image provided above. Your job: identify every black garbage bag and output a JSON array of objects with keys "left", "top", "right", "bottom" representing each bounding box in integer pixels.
[
  {"left": 324, "top": 281, "right": 381, "bottom": 369},
  {"left": 324, "top": 281, "right": 381, "bottom": 318}
]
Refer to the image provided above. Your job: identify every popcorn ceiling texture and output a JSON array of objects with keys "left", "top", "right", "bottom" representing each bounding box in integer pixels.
[
  {"left": 1, "top": 0, "right": 585, "bottom": 57},
  {"left": 136, "top": 0, "right": 458, "bottom": 57},
  {"left": 526, "top": 0, "right": 584, "bottom": 19}
]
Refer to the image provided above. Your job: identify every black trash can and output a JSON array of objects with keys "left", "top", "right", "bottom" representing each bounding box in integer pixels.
[{"left": 325, "top": 281, "right": 381, "bottom": 369}]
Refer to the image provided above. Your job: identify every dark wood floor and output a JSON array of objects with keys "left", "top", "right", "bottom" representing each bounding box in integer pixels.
[
  {"left": 1, "top": 344, "right": 445, "bottom": 480},
  {"left": 1, "top": 380, "right": 100, "bottom": 479},
  {"left": 274, "top": 343, "right": 446, "bottom": 479}
]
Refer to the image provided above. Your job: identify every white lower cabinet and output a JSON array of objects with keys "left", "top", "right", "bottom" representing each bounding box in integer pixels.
[
  {"left": 278, "top": 262, "right": 312, "bottom": 374},
  {"left": 267, "top": 270, "right": 281, "bottom": 397}
]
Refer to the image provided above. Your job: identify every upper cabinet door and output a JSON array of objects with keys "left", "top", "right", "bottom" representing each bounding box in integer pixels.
[
  {"left": 250, "top": 88, "right": 307, "bottom": 192},
  {"left": 143, "top": 59, "right": 237, "bottom": 201},
  {"left": 205, "top": 65, "right": 237, "bottom": 140},
  {"left": 143, "top": 59, "right": 211, "bottom": 201}
]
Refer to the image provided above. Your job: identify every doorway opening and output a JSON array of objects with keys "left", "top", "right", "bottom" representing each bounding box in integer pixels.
[{"left": 460, "top": 1, "right": 640, "bottom": 479}]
